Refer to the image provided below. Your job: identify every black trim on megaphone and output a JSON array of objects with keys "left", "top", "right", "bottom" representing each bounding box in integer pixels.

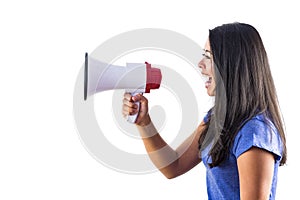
[{"left": 84, "top": 52, "right": 88, "bottom": 100}]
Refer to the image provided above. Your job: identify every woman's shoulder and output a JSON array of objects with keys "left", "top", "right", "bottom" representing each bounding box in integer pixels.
[{"left": 239, "top": 113, "right": 277, "bottom": 134}]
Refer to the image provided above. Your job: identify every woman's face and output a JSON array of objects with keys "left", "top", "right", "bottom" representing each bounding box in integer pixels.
[{"left": 198, "top": 39, "right": 215, "bottom": 96}]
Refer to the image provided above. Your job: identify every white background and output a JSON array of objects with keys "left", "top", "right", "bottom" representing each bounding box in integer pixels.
[{"left": 1, "top": 0, "right": 299, "bottom": 199}]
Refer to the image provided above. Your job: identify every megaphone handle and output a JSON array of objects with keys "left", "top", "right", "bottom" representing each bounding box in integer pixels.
[{"left": 127, "top": 92, "right": 141, "bottom": 123}]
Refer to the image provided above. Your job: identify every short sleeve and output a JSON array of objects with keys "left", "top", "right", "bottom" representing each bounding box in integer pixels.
[{"left": 232, "top": 116, "right": 283, "bottom": 161}]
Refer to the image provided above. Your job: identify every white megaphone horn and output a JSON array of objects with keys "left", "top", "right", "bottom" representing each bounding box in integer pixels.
[{"left": 84, "top": 53, "right": 162, "bottom": 123}]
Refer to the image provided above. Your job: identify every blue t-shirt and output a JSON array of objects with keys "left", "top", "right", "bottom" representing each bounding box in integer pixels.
[{"left": 201, "top": 113, "right": 283, "bottom": 200}]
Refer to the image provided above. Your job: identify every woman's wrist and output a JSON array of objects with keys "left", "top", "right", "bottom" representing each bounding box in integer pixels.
[
  {"left": 136, "top": 114, "right": 151, "bottom": 127},
  {"left": 136, "top": 116, "right": 158, "bottom": 138}
]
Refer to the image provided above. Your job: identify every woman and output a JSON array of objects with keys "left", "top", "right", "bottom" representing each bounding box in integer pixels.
[{"left": 122, "top": 22, "right": 287, "bottom": 200}]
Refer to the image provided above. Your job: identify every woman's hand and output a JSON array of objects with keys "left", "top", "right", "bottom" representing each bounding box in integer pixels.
[{"left": 122, "top": 93, "right": 151, "bottom": 126}]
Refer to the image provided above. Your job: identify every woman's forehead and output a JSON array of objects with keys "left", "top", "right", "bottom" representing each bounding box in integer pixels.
[{"left": 204, "top": 39, "right": 211, "bottom": 51}]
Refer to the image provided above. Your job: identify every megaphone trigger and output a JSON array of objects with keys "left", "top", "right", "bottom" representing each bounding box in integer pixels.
[{"left": 126, "top": 91, "right": 142, "bottom": 123}]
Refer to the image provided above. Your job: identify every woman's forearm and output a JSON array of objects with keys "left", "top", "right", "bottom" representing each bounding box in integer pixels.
[{"left": 136, "top": 117, "right": 179, "bottom": 178}]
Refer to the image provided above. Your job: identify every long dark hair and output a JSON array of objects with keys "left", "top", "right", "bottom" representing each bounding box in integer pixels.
[{"left": 198, "top": 22, "right": 287, "bottom": 167}]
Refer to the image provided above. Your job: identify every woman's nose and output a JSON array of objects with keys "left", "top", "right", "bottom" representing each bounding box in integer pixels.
[{"left": 198, "top": 59, "right": 206, "bottom": 70}]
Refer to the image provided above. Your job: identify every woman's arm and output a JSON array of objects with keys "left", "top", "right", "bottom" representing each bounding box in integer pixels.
[
  {"left": 137, "top": 117, "right": 204, "bottom": 179},
  {"left": 123, "top": 93, "right": 204, "bottom": 179},
  {"left": 237, "top": 147, "right": 275, "bottom": 200}
]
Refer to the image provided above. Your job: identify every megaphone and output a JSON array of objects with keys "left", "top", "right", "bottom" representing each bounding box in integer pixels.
[{"left": 84, "top": 53, "right": 162, "bottom": 123}]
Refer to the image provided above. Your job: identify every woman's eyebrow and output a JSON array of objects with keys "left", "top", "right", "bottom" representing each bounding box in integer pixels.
[{"left": 204, "top": 49, "right": 212, "bottom": 53}]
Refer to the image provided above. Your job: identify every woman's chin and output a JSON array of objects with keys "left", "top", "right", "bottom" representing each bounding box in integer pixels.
[{"left": 206, "top": 88, "right": 215, "bottom": 96}]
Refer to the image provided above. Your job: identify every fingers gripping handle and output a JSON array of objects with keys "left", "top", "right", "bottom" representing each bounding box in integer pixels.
[{"left": 126, "top": 92, "right": 141, "bottom": 123}]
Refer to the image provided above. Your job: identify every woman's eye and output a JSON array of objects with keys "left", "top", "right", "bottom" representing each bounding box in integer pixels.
[{"left": 202, "top": 54, "right": 210, "bottom": 59}]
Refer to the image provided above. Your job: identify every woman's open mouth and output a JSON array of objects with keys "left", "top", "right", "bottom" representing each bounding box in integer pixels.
[{"left": 203, "top": 75, "right": 212, "bottom": 89}]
